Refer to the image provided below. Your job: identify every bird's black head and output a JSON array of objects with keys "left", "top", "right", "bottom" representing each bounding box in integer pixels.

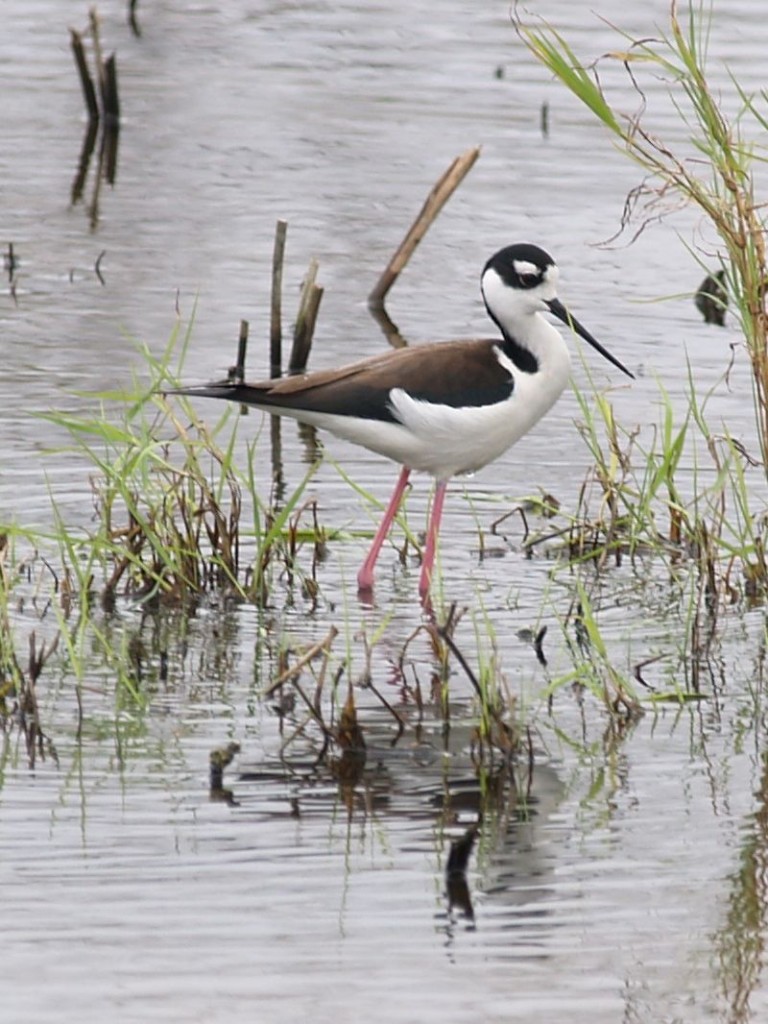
[{"left": 482, "top": 243, "right": 556, "bottom": 291}]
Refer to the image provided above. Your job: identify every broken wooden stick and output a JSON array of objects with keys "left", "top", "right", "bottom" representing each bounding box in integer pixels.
[
  {"left": 228, "top": 319, "right": 249, "bottom": 384},
  {"left": 262, "top": 626, "right": 338, "bottom": 699},
  {"left": 70, "top": 10, "right": 121, "bottom": 126},
  {"left": 367, "top": 145, "right": 481, "bottom": 311},
  {"left": 289, "top": 258, "right": 324, "bottom": 373},
  {"left": 70, "top": 29, "right": 99, "bottom": 122}
]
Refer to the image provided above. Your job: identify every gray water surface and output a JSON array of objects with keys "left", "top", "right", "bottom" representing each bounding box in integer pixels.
[{"left": 3, "top": 2, "right": 768, "bottom": 1022}]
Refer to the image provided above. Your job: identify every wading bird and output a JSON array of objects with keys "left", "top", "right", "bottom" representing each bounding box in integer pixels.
[{"left": 171, "top": 243, "right": 633, "bottom": 601}]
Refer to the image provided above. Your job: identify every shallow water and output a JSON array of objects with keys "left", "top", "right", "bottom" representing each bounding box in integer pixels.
[{"left": 4, "top": 2, "right": 768, "bottom": 1022}]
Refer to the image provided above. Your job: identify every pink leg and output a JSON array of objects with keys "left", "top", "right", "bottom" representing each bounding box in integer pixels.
[
  {"left": 357, "top": 467, "right": 411, "bottom": 592},
  {"left": 419, "top": 480, "right": 448, "bottom": 601}
]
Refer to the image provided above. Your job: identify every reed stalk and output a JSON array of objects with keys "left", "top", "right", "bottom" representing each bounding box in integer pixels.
[{"left": 517, "top": 1, "right": 768, "bottom": 469}]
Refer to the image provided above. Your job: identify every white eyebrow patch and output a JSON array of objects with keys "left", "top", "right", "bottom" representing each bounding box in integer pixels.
[{"left": 513, "top": 259, "right": 541, "bottom": 278}]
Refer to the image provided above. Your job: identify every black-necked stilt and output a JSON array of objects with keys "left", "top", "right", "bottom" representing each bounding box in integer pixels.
[{"left": 171, "top": 243, "right": 633, "bottom": 600}]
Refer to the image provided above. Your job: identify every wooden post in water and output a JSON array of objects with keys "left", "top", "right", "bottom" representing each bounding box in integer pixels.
[
  {"left": 289, "top": 259, "right": 323, "bottom": 374},
  {"left": 70, "top": 29, "right": 99, "bottom": 122},
  {"left": 231, "top": 319, "right": 249, "bottom": 383},
  {"left": 270, "top": 219, "right": 288, "bottom": 377},
  {"left": 102, "top": 53, "right": 120, "bottom": 125},
  {"left": 70, "top": 10, "right": 121, "bottom": 127},
  {"left": 70, "top": 9, "right": 122, "bottom": 228},
  {"left": 228, "top": 320, "right": 250, "bottom": 415},
  {"left": 89, "top": 8, "right": 107, "bottom": 106}
]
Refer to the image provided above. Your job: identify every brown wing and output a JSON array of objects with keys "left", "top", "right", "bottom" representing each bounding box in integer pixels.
[{"left": 173, "top": 338, "right": 514, "bottom": 422}]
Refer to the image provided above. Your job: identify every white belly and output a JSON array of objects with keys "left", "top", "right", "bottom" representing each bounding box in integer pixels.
[{"left": 274, "top": 353, "right": 571, "bottom": 480}]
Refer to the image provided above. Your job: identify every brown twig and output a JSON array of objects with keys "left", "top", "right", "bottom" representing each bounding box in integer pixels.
[
  {"left": 367, "top": 146, "right": 481, "bottom": 311},
  {"left": 262, "top": 626, "right": 338, "bottom": 698}
]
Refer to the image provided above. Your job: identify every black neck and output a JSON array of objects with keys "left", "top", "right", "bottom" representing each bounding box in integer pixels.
[
  {"left": 502, "top": 330, "right": 538, "bottom": 373},
  {"left": 484, "top": 298, "right": 539, "bottom": 374},
  {"left": 485, "top": 303, "right": 539, "bottom": 374}
]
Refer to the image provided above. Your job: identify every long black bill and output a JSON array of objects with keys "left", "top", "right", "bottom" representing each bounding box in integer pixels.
[{"left": 546, "top": 298, "right": 634, "bottom": 380}]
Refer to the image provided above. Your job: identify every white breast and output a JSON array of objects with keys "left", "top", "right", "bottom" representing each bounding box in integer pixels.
[{"left": 287, "top": 329, "right": 572, "bottom": 481}]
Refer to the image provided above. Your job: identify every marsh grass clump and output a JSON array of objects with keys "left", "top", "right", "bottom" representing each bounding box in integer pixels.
[
  {"left": 507, "top": 373, "right": 767, "bottom": 698},
  {"left": 41, "top": 329, "right": 326, "bottom": 613},
  {"left": 0, "top": 533, "right": 60, "bottom": 766},
  {"left": 487, "top": 355, "right": 768, "bottom": 705},
  {"left": 0, "top": 328, "right": 333, "bottom": 762},
  {"left": 517, "top": 3, "right": 768, "bottom": 463},
  {"left": 508, "top": 3, "right": 768, "bottom": 697},
  {"left": 49, "top": 401, "right": 245, "bottom": 607}
]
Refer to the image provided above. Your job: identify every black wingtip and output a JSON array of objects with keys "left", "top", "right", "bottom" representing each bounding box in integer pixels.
[
  {"left": 164, "top": 381, "right": 268, "bottom": 411},
  {"left": 165, "top": 379, "right": 240, "bottom": 398}
]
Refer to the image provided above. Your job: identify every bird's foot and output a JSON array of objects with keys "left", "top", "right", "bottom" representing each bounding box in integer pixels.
[
  {"left": 357, "top": 566, "right": 375, "bottom": 592},
  {"left": 357, "top": 567, "right": 376, "bottom": 607}
]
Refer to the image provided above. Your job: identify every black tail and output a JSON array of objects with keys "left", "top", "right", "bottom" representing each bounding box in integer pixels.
[{"left": 164, "top": 381, "right": 266, "bottom": 406}]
